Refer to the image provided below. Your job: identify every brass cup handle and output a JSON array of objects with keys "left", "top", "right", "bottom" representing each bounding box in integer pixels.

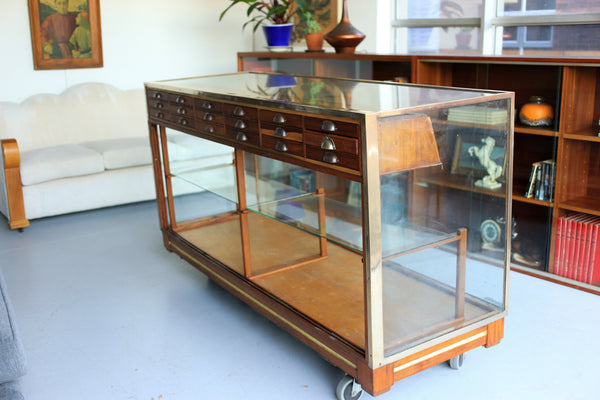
[
  {"left": 204, "top": 125, "right": 215, "bottom": 134},
  {"left": 321, "top": 120, "right": 337, "bottom": 133},
  {"left": 274, "top": 127, "right": 287, "bottom": 137},
  {"left": 273, "top": 113, "right": 286, "bottom": 124},
  {"left": 235, "top": 120, "right": 246, "bottom": 129},
  {"left": 176, "top": 96, "right": 185, "bottom": 104},
  {"left": 275, "top": 141, "right": 288, "bottom": 152},
  {"left": 177, "top": 107, "right": 186, "bottom": 115},
  {"left": 323, "top": 151, "right": 339, "bottom": 164},
  {"left": 202, "top": 100, "right": 212, "bottom": 110},
  {"left": 178, "top": 118, "right": 188, "bottom": 126},
  {"left": 153, "top": 92, "right": 162, "bottom": 99},
  {"left": 155, "top": 111, "right": 164, "bottom": 119},
  {"left": 203, "top": 113, "right": 214, "bottom": 121},
  {"left": 236, "top": 132, "right": 248, "bottom": 142},
  {"left": 233, "top": 106, "right": 245, "bottom": 117},
  {"left": 320, "top": 136, "right": 336, "bottom": 151}
]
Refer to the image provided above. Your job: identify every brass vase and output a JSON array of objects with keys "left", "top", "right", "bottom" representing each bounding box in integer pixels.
[{"left": 324, "top": 0, "right": 365, "bottom": 54}]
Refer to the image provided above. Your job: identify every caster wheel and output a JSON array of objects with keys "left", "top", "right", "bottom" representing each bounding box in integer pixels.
[
  {"left": 448, "top": 353, "right": 465, "bottom": 370},
  {"left": 336, "top": 375, "right": 363, "bottom": 400}
]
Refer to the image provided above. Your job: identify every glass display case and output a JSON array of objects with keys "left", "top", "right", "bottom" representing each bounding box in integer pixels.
[{"left": 145, "top": 72, "right": 513, "bottom": 398}]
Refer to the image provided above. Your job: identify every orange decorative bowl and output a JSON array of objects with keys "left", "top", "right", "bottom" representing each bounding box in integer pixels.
[{"left": 519, "top": 96, "right": 554, "bottom": 127}]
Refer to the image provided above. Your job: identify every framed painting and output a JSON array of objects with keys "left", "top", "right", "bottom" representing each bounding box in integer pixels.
[
  {"left": 291, "top": 0, "right": 338, "bottom": 43},
  {"left": 28, "top": 0, "right": 103, "bottom": 70}
]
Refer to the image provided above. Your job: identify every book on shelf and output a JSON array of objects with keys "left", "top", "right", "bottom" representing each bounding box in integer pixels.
[
  {"left": 447, "top": 105, "right": 508, "bottom": 125},
  {"left": 554, "top": 213, "right": 600, "bottom": 285},
  {"left": 524, "top": 159, "right": 555, "bottom": 201}
]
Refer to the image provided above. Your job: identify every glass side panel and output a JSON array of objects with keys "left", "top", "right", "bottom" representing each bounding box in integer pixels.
[
  {"left": 242, "top": 155, "right": 367, "bottom": 349},
  {"left": 379, "top": 100, "right": 510, "bottom": 357},
  {"left": 242, "top": 154, "right": 364, "bottom": 253},
  {"left": 149, "top": 72, "right": 501, "bottom": 114}
]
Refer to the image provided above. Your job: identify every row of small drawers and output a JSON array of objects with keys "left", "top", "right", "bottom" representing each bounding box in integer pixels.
[{"left": 147, "top": 90, "right": 361, "bottom": 171}]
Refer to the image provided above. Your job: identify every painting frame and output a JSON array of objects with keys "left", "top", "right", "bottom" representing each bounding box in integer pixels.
[
  {"left": 28, "top": 0, "right": 103, "bottom": 70},
  {"left": 451, "top": 135, "right": 507, "bottom": 179}
]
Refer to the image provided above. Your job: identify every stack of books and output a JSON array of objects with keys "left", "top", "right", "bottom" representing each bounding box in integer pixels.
[
  {"left": 447, "top": 106, "right": 508, "bottom": 125},
  {"left": 554, "top": 213, "right": 600, "bottom": 285},
  {"left": 525, "top": 159, "right": 555, "bottom": 201}
]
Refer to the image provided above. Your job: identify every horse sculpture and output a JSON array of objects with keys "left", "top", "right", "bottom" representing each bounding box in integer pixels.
[{"left": 468, "top": 136, "right": 503, "bottom": 189}]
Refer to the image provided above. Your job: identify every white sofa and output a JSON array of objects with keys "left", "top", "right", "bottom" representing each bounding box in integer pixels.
[{"left": 0, "top": 83, "right": 233, "bottom": 230}]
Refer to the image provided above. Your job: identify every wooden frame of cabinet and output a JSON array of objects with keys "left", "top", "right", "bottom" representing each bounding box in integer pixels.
[
  {"left": 238, "top": 52, "right": 600, "bottom": 295},
  {"left": 145, "top": 72, "right": 512, "bottom": 397}
]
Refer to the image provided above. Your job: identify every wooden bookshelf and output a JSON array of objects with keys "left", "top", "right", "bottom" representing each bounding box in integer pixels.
[{"left": 238, "top": 52, "right": 600, "bottom": 294}]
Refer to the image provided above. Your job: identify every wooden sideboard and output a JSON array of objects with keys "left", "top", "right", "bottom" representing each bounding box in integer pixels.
[
  {"left": 145, "top": 72, "right": 512, "bottom": 398},
  {"left": 238, "top": 52, "right": 600, "bottom": 295}
]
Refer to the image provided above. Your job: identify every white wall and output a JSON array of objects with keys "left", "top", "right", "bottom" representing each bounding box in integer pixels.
[
  {"left": 0, "top": 0, "right": 389, "bottom": 103},
  {"left": 0, "top": 0, "right": 253, "bottom": 102}
]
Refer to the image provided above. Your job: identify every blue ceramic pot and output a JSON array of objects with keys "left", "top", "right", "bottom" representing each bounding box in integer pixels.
[{"left": 262, "top": 24, "right": 294, "bottom": 47}]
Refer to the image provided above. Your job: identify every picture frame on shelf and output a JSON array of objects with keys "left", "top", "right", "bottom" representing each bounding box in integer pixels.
[
  {"left": 28, "top": 0, "right": 103, "bottom": 70},
  {"left": 451, "top": 135, "right": 507, "bottom": 179}
]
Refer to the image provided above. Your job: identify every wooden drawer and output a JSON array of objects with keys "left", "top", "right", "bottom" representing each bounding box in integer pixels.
[
  {"left": 169, "top": 114, "right": 196, "bottom": 130},
  {"left": 148, "top": 108, "right": 170, "bottom": 121},
  {"left": 197, "top": 111, "right": 224, "bottom": 125},
  {"left": 305, "top": 146, "right": 359, "bottom": 170},
  {"left": 197, "top": 122, "right": 225, "bottom": 136},
  {"left": 262, "top": 135, "right": 304, "bottom": 157},
  {"left": 224, "top": 129, "right": 260, "bottom": 146},
  {"left": 260, "top": 123, "right": 303, "bottom": 142},
  {"left": 195, "top": 98, "right": 223, "bottom": 113},
  {"left": 223, "top": 103, "right": 258, "bottom": 120},
  {"left": 304, "top": 132, "right": 359, "bottom": 155},
  {"left": 148, "top": 90, "right": 193, "bottom": 106},
  {"left": 225, "top": 116, "right": 259, "bottom": 133},
  {"left": 259, "top": 110, "right": 303, "bottom": 127},
  {"left": 304, "top": 117, "right": 360, "bottom": 139}
]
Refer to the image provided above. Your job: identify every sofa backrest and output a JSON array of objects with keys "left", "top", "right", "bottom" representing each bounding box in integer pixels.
[{"left": 0, "top": 83, "right": 147, "bottom": 152}]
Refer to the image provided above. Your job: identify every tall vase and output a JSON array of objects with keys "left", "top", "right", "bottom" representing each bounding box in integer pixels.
[{"left": 324, "top": 0, "right": 365, "bottom": 54}]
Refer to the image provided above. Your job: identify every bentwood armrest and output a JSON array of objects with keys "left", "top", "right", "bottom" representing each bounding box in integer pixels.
[{"left": 0, "top": 139, "right": 29, "bottom": 230}]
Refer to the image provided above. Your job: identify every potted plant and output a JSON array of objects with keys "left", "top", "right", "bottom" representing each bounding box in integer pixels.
[
  {"left": 219, "top": 0, "right": 297, "bottom": 48},
  {"left": 295, "top": 0, "right": 324, "bottom": 52}
]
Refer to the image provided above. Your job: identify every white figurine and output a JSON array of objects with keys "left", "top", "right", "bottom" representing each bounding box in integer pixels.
[{"left": 468, "top": 136, "right": 503, "bottom": 189}]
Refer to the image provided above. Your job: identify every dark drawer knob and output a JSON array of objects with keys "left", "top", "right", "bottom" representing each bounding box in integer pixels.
[
  {"left": 323, "top": 151, "right": 339, "bottom": 164},
  {"left": 274, "top": 127, "right": 287, "bottom": 137},
  {"left": 273, "top": 113, "right": 286, "bottom": 124},
  {"left": 275, "top": 140, "right": 288, "bottom": 152},
  {"left": 178, "top": 118, "right": 188, "bottom": 126},
  {"left": 202, "top": 101, "right": 213, "bottom": 110},
  {"left": 153, "top": 92, "right": 162, "bottom": 99},
  {"left": 204, "top": 125, "right": 215, "bottom": 134},
  {"left": 177, "top": 107, "right": 186, "bottom": 115},
  {"left": 321, "top": 120, "right": 337, "bottom": 133},
  {"left": 176, "top": 96, "right": 185, "bottom": 104},
  {"left": 203, "top": 113, "right": 214, "bottom": 121},
  {"left": 236, "top": 132, "right": 248, "bottom": 142},
  {"left": 235, "top": 120, "right": 246, "bottom": 129},
  {"left": 233, "top": 106, "right": 245, "bottom": 117},
  {"left": 320, "top": 136, "right": 336, "bottom": 151}
]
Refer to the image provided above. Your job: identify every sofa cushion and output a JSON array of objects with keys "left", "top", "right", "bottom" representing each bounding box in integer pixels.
[
  {"left": 81, "top": 137, "right": 152, "bottom": 169},
  {"left": 0, "top": 271, "right": 26, "bottom": 385},
  {"left": 20, "top": 144, "right": 104, "bottom": 186}
]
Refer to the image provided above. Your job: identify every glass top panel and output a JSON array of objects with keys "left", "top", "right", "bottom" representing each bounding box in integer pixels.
[{"left": 146, "top": 72, "right": 503, "bottom": 114}]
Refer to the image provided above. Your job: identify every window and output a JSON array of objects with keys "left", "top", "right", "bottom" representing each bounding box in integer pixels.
[{"left": 391, "top": 0, "right": 600, "bottom": 56}]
